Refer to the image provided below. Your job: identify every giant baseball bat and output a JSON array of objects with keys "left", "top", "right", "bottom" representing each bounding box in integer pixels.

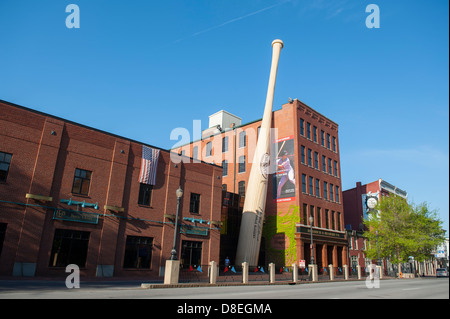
[{"left": 235, "top": 39, "right": 284, "bottom": 265}]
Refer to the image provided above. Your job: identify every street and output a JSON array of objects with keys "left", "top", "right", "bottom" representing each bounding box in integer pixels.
[{"left": 0, "top": 277, "right": 447, "bottom": 299}]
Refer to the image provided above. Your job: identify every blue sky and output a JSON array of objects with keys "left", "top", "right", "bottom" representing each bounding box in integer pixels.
[{"left": 0, "top": 0, "right": 448, "bottom": 234}]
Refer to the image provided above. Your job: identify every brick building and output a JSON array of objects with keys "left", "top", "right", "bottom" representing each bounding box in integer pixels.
[
  {"left": 0, "top": 99, "right": 222, "bottom": 278},
  {"left": 343, "top": 179, "right": 407, "bottom": 268},
  {"left": 174, "top": 98, "right": 347, "bottom": 269}
]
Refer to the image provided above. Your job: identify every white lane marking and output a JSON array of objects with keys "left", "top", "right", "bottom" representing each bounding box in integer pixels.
[{"left": 402, "top": 287, "right": 420, "bottom": 291}]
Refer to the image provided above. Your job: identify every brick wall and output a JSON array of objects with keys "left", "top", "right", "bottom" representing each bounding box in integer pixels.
[{"left": 0, "top": 100, "right": 222, "bottom": 278}]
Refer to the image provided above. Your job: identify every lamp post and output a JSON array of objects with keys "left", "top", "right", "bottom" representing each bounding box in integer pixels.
[
  {"left": 309, "top": 216, "right": 315, "bottom": 265},
  {"left": 170, "top": 186, "right": 183, "bottom": 260}
]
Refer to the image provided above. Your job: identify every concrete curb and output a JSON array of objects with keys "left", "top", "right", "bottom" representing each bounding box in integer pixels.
[{"left": 140, "top": 277, "right": 398, "bottom": 289}]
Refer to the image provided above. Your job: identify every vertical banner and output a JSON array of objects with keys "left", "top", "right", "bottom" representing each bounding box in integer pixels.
[{"left": 273, "top": 136, "right": 296, "bottom": 202}]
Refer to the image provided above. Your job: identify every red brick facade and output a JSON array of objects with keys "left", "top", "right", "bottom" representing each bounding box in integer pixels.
[
  {"left": 343, "top": 179, "right": 408, "bottom": 268},
  {"left": 174, "top": 99, "right": 347, "bottom": 268},
  {"left": 0, "top": 99, "right": 222, "bottom": 278}
]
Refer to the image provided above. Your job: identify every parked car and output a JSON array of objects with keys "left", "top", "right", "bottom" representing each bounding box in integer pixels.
[{"left": 436, "top": 268, "right": 448, "bottom": 277}]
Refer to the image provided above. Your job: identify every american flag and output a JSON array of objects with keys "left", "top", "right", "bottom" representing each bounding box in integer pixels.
[{"left": 138, "top": 145, "right": 160, "bottom": 185}]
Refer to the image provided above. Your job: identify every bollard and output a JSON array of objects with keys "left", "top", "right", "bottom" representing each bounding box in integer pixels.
[
  {"left": 164, "top": 259, "right": 180, "bottom": 285},
  {"left": 329, "top": 264, "right": 334, "bottom": 281},
  {"left": 343, "top": 264, "right": 349, "bottom": 280},
  {"left": 309, "top": 264, "right": 318, "bottom": 282},
  {"left": 357, "top": 265, "right": 361, "bottom": 280},
  {"left": 242, "top": 262, "right": 248, "bottom": 284},
  {"left": 292, "top": 263, "right": 298, "bottom": 283},
  {"left": 209, "top": 261, "right": 217, "bottom": 284},
  {"left": 269, "top": 263, "right": 275, "bottom": 283},
  {"left": 376, "top": 265, "right": 383, "bottom": 280}
]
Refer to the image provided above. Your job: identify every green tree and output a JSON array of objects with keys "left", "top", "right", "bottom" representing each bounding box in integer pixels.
[{"left": 363, "top": 195, "right": 445, "bottom": 264}]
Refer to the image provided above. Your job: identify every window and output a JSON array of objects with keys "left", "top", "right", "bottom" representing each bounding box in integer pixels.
[
  {"left": 222, "top": 136, "right": 228, "bottom": 153},
  {"left": 181, "top": 241, "right": 202, "bottom": 266},
  {"left": 351, "top": 256, "right": 358, "bottom": 268},
  {"left": 317, "top": 207, "right": 321, "bottom": 228},
  {"left": 302, "top": 174, "right": 307, "bottom": 193},
  {"left": 334, "top": 161, "right": 338, "bottom": 177},
  {"left": 206, "top": 142, "right": 212, "bottom": 157},
  {"left": 193, "top": 146, "right": 198, "bottom": 160},
  {"left": 313, "top": 126, "right": 317, "bottom": 143},
  {"left": 0, "top": 151, "right": 12, "bottom": 182},
  {"left": 222, "top": 160, "right": 228, "bottom": 176},
  {"left": 302, "top": 204, "right": 308, "bottom": 224},
  {"left": 325, "top": 209, "right": 329, "bottom": 229},
  {"left": 328, "top": 158, "right": 332, "bottom": 174},
  {"left": 138, "top": 183, "right": 153, "bottom": 206},
  {"left": 333, "top": 137, "right": 336, "bottom": 152},
  {"left": 238, "top": 181, "right": 245, "bottom": 197},
  {"left": 322, "top": 156, "right": 326, "bottom": 173},
  {"left": 0, "top": 223, "right": 6, "bottom": 257},
  {"left": 301, "top": 146, "right": 305, "bottom": 164},
  {"left": 72, "top": 168, "right": 92, "bottom": 195},
  {"left": 331, "top": 211, "right": 335, "bottom": 230},
  {"left": 337, "top": 212, "right": 341, "bottom": 231},
  {"left": 324, "top": 181, "right": 328, "bottom": 200},
  {"left": 238, "top": 155, "right": 245, "bottom": 173},
  {"left": 310, "top": 205, "right": 315, "bottom": 226},
  {"left": 123, "top": 236, "right": 153, "bottom": 269},
  {"left": 327, "top": 133, "right": 331, "bottom": 149},
  {"left": 321, "top": 130, "right": 325, "bottom": 146},
  {"left": 315, "top": 178, "right": 320, "bottom": 197},
  {"left": 309, "top": 176, "right": 313, "bottom": 195},
  {"left": 239, "top": 131, "right": 246, "bottom": 148},
  {"left": 335, "top": 186, "right": 340, "bottom": 203},
  {"left": 330, "top": 183, "right": 334, "bottom": 202},
  {"left": 314, "top": 152, "right": 318, "bottom": 169},
  {"left": 307, "top": 122, "right": 311, "bottom": 139},
  {"left": 300, "top": 119, "right": 304, "bottom": 136},
  {"left": 189, "top": 193, "right": 200, "bottom": 214},
  {"left": 308, "top": 149, "right": 312, "bottom": 166},
  {"left": 49, "top": 229, "right": 90, "bottom": 267}
]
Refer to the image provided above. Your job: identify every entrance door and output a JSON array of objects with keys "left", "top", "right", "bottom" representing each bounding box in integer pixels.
[
  {"left": 315, "top": 244, "right": 323, "bottom": 269},
  {"left": 303, "top": 243, "right": 311, "bottom": 265},
  {"left": 327, "top": 246, "right": 334, "bottom": 266},
  {"left": 337, "top": 246, "right": 343, "bottom": 267}
]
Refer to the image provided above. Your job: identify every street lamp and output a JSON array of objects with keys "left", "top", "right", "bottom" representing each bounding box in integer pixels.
[
  {"left": 309, "top": 216, "right": 315, "bottom": 265},
  {"left": 170, "top": 186, "right": 183, "bottom": 260}
]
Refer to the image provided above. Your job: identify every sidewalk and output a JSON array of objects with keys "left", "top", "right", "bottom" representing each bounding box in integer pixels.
[
  {"left": 140, "top": 276, "right": 398, "bottom": 289},
  {"left": 0, "top": 274, "right": 404, "bottom": 291}
]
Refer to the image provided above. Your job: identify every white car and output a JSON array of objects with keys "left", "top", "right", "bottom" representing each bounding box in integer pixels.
[{"left": 436, "top": 268, "right": 448, "bottom": 277}]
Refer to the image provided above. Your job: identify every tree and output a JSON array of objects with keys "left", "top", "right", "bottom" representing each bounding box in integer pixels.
[{"left": 363, "top": 195, "right": 445, "bottom": 264}]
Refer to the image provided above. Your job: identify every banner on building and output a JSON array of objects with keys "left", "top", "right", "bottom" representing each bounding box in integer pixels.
[{"left": 272, "top": 136, "right": 295, "bottom": 202}]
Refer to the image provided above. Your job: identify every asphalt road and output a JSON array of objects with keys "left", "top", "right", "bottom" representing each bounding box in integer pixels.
[{"left": 0, "top": 277, "right": 447, "bottom": 299}]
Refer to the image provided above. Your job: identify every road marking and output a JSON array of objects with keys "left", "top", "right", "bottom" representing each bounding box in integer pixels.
[{"left": 402, "top": 287, "right": 420, "bottom": 291}]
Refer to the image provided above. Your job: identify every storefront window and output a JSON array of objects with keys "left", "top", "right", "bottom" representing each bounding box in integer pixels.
[
  {"left": 181, "top": 241, "right": 202, "bottom": 266},
  {"left": 49, "top": 229, "right": 90, "bottom": 267},
  {"left": 123, "top": 236, "right": 153, "bottom": 269}
]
